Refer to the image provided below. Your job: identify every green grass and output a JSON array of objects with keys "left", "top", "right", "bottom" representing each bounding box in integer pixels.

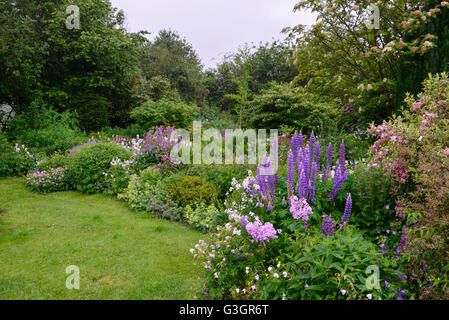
[{"left": 0, "top": 178, "right": 205, "bottom": 300}]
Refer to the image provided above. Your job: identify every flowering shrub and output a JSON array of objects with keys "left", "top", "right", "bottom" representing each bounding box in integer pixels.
[
  {"left": 184, "top": 203, "right": 223, "bottom": 232},
  {"left": 166, "top": 176, "right": 219, "bottom": 208},
  {"left": 0, "top": 142, "right": 37, "bottom": 177},
  {"left": 119, "top": 175, "right": 184, "bottom": 222},
  {"left": 67, "top": 143, "right": 132, "bottom": 194},
  {"left": 368, "top": 73, "right": 449, "bottom": 299},
  {"left": 25, "top": 167, "right": 68, "bottom": 193}
]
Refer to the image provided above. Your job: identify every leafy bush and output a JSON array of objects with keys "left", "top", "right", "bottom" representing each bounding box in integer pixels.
[
  {"left": 26, "top": 167, "right": 68, "bottom": 193},
  {"left": 67, "top": 143, "right": 131, "bottom": 194},
  {"left": 369, "top": 73, "right": 449, "bottom": 299},
  {"left": 36, "top": 153, "right": 69, "bottom": 171},
  {"left": 181, "top": 164, "right": 253, "bottom": 200},
  {"left": 99, "top": 124, "right": 147, "bottom": 139},
  {"left": 119, "top": 175, "right": 184, "bottom": 221},
  {"left": 6, "top": 108, "right": 86, "bottom": 155},
  {"left": 139, "top": 166, "right": 161, "bottom": 184},
  {"left": 250, "top": 83, "right": 345, "bottom": 135},
  {"left": 259, "top": 227, "right": 408, "bottom": 300},
  {"left": 346, "top": 164, "right": 398, "bottom": 240},
  {"left": 0, "top": 142, "right": 37, "bottom": 177},
  {"left": 185, "top": 203, "right": 223, "bottom": 232},
  {"left": 166, "top": 176, "right": 219, "bottom": 208},
  {"left": 130, "top": 99, "right": 200, "bottom": 129}
]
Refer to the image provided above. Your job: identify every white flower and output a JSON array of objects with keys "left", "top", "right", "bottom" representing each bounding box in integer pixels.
[
  {"left": 268, "top": 266, "right": 273, "bottom": 272},
  {"left": 236, "top": 288, "right": 240, "bottom": 294},
  {"left": 273, "top": 273, "right": 279, "bottom": 278},
  {"left": 283, "top": 271, "right": 288, "bottom": 278},
  {"left": 251, "top": 285, "right": 256, "bottom": 291},
  {"left": 189, "top": 248, "right": 195, "bottom": 254},
  {"left": 367, "top": 294, "right": 372, "bottom": 300},
  {"left": 341, "top": 289, "right": 347, "bottom": 296}
]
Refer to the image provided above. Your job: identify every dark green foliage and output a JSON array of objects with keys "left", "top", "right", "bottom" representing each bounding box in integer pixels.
[
  {"left": 166, "top": 175, "right": 219, "bottom": 208},
  {"left": 261, "top": 227, "right": 404, "bottom": 300},
  {"left": 0, "top": 0, "right": 146, "bottom": 130},
  {"left": 346, "top": 164, "right": 398, "bottom": 240},
  {"left": 6, "top": 108, "right": 85, "bottom": 155},
  {"left": 396, "top": 2, "right": 449, "bottom": 109},
  {"left": 181, "top": 164, "right": 252, "bottom": 200},
  {"left": 0, "top": 138, "right": 36, "bottom": 178},
  {"left": 37, "top": 153, "right": 69, "bottom": 171},
  {"left": 250, "top": 83, "right": 344, "bottom": 134},
  {"left": 67, "top": 142, "right": 131, "bottom": 194},
  {"left": 139, "top": 30, "right": 206, "bottom": 105},
  {"left": 130, "top": 99, "right": 199, "bottom": 129}
]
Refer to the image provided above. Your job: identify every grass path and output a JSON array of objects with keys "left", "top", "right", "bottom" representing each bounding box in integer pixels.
[{"left": 0, "top": 178, "right": 204, "bottom": 300}]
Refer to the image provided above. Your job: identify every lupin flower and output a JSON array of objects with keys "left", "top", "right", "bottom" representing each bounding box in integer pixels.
[
  {"left": 339, "top": 140, "right": 346, "bottom": 173},
  {"left": 321, "top": 214, "right": 336, "bottom": 236},
  {"left": 287, "top": 152, "right": 296, "bottom": 197},
  {"left": 340, "top": 194, "right": 352, "bottom": 228},
  {"left": 327, "top": 143, "right": 333, "bottom": 173}
]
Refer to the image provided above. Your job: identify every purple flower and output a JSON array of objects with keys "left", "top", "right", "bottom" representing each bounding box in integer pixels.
[
  {"left": 290, "top": 196, "right": 313, "bottom": 222},
  {"left": 340, "top": 194, "right": 352, "bottom": 228},
  {"left": 245, "top": 219, "right": 281, "bottom": 246},
  {"left": 321, "top": 214, "right": 335, "bottom": 236}
]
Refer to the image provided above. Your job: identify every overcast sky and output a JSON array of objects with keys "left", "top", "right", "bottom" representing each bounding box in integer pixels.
[{"left": 109, "top": 0, "right": 317, "bottom": 69}]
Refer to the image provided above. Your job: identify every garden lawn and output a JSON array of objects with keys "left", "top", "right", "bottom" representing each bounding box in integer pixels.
[{"left": 0, "top": 178, "right": 204, "bottom": 300}]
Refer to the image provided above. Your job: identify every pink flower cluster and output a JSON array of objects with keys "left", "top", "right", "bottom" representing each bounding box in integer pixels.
[
  {"left": 245, "top": 218, "right": 281, "bottom": 246},
  {"left": 289, "top": 196, "right": 313, "bottom": 226}
]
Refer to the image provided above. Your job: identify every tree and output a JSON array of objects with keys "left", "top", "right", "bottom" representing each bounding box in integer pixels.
[
  {"left": 0, "top": 0, "right": 147, "bottom": 130},
  {"left": 285, "top": 0, "right": 445, "bottom": 125},
  {"left": 139, "top": 29, "right": 207, "bottom": 105}
]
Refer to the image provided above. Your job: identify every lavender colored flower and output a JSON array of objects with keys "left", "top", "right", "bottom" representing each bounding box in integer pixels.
[
  {"left": 327, "top": 143, "right": 333, "bottom": 173},
  {"left": 309, "top": 161, "right": 318, "bottom": 203},
  {"left": 328, "top": 169, "right": 349, "bottom": 203},
  {"left": 340, "top": 194, "right": 352, "bottom": 228},
  {"left": 309, "top": 132, "right": 316, "bottom": 163},
  {"left": 287, "top": 152, "right": 295, "bottom": 197},
  {"left": 290, "top": 196, "right": 313, "bottom": 222},
  {"left": 339, "top": 140, "right": 346, "bottom": 173},
  {"left": 245, "top": 219, "right": 280, "bottom": 246},
  {"left": 395, "top": 227, "right": 407, "bottom": 257},
  {"left": 321, "top": 214, "right": 336, "bottom": 236}
]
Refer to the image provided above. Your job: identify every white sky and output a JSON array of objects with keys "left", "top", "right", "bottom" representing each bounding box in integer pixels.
[{"left": 109, "top": 0, "right": 317, "bottom": 69}]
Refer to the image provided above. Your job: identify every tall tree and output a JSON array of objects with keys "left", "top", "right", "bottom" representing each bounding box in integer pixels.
[{"left": 0, "top": 0, "right": 147, "bottom": 130}]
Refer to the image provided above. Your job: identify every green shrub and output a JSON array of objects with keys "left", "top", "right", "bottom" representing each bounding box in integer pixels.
[
  {"left": 6, "top": 108, "right": 86, "bottom": 155},
  {"left": 119, "top": 175, "right": 184, "bottom": 221},
  {"left": 259, "top": 227, "right": 408, "bottom": 300},
  {"left": 250, "top": 83, "right": 345, "bottom": 135},
  {"left": 346, "top": 164, "right": 398, "bottom": 240},
  {"left": 139, "top": 166, "right": 161, "bottom": 184},
  {"left": 0, "top": 142, "right": 37, "bottom": 177},
  {"left": 37, "top": 153, "right": 69, "bottom": 171},
  {"left": 130, "top": 99, "right": 200, "bottom": 129},
  {"left": 166, "top": 175, "right": 218, "bottom": 207},
  {"left": 185, "top": 203, "right": 223, "bottom": 232},
  {"left": 181, "top": 164, "right": 252, "bottom": 200},
  {"left": 67, "top": 143, "right": 131, "bottom": 194}
]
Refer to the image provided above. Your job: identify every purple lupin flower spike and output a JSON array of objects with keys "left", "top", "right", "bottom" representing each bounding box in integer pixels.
[
  {"left": 315, "top": 141, "right": 321, "bottom": 167},
  {"left": 322, "top": 165, "right": 327, "bottom": 183},
  {"left": 340, "top": 193, "right": 352, "bottom": 228},
  {"left": 287, "top": 152, "right": 295, "bottom": 197},
  {"left": 328, "top": 169, "right": 349, "bottom": 203},
  {"left": 321, "top": 214, "right": 336, "bottom": 236},
  {"left": 327, "top": 143, "right": 333, "bottom": 173},
  {"left": 298, "top": 169, "right": 307, "bottom": 199},
  {"left": 309, "top": 132, "right": 316, "bottom": 163},
  {"left": 339, "top": 140, "right": 346, "bottom": 173},
  {"left": 309, "top": 161, "right": 318, "bottom": 203},
  {"left": 291, "top": 133, "right": 301, "bottom": 164}
]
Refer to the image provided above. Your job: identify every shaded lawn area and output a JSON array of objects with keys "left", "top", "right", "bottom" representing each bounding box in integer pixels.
[{"left": 0, "top": 178, "right": 204, "bottom": 300}]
